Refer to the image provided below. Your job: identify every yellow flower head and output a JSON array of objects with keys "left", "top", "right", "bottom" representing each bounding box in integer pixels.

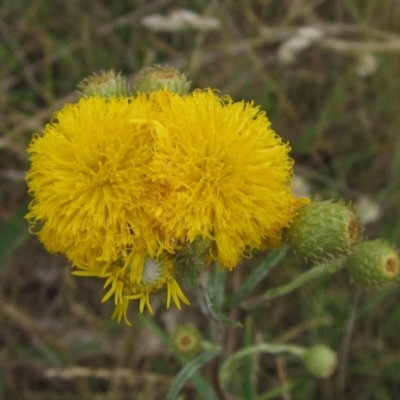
[
  {"left": 26, "top": 93, "right": 190, "bottom": 324},
  {"left": 26, "top": 95, "right": 171, "bottom": 266},
  {"left": 74, "top": 253, "right": 190, "bottom": 325},
  {"left": 25, "top": 86, "right": 307, "bottom": 323},
  {"left": 149, "top": 89, "right": 308, "bottom": 268}
]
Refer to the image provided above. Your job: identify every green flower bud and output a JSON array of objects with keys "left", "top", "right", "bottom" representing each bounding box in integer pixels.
[
  {"left": 171, "top": 325, "right": 202, "bottom": 358},
  {"left": 133, "top": 65, "right": 191, "bottom": 95},
  {"left": 174, "top": 236, "right": 214, "bottom": 286},
  {"left": 77, "top": 70, "right": 130, "bottom": 98},
  {"left": 284, "top": 200, "right": 362, "bottom": 263},
  {"left": 178, "top": 236, "right": 213, "bottom": 268},
  {"left": 302, "top": 345, "right": 338, "bottom": 378},
  {"left": 346, "top": 240, "right": 400, "bottom": 290}
]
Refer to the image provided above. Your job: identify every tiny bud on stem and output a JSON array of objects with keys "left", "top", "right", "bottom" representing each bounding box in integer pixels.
[
  {"left": 170, "top": 325, "right": 202, "bottom": 358},
  {"left": 133, "top": 65, "right": 191, "bottom": 95},
  {"left": 77, "top": 70, "right": 130, "bottom": 98},
  {"left": 302, "top": 345, "right": 338, "bottom": 378}
]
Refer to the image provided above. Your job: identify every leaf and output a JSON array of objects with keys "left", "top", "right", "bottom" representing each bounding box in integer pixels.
[
  {"left": 140, "top": 315, "right": 221, "bottom": 400},
  {"left": 166, "top": 348, "right": 221, "bottom": 400},
  {"left": 242, "top": 316, "right": 255, "bottom": 400},
  {"left": 207, "top": 296, "right": 243, "bottom": 327},
  {"left": 224, "top": 249, "right": 286, "bottom": 308},
  {"left": 202, "top": 268, "right": 242, "bottom": 328},
  {"left": 209, "top": 264, "right": 225, "bottom": 309}
]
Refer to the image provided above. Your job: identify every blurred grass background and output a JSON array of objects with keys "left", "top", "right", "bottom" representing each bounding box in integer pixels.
[{"left": 1, "top": 0, "right": 400, "bottom": 399}]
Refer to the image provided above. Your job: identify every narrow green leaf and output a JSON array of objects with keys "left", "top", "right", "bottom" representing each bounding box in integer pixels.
[
  {"left": 140, "top": 315, "right": 221, "bottom": 400},
  {"left": 208, "top": 298, "right": 242, "bottom": 327},
  {"left": 224, "top": 249, "right": 286, "bottom": 308},
  {"left": 166, "top": 348, "right": 221, "bottom": 400},
  {"left": 203, "top": 270, "right": 242, "bottom": 328},
  {"left": 242, "top": 316, "right": 255, "bottom": 400},
  {"left": 209, "top": 264, "right": 225, "bottom": 309}
]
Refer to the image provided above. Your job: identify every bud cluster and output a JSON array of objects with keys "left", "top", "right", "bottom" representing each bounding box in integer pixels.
[
  {"left": 77, "top": 65, "right": 191, "bottom": 99},
  {"left": 284, "top": 199, "right": 400, "bottom": 290}
]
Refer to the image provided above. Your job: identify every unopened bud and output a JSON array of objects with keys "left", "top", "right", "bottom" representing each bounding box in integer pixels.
[
  {"left": 284, "top": 200, "right": 362, "bottom": 263},
  {"left": 346, "top": 240, "right": 400, "bottom": 290},
  {"left": 77, "top": 70, "right": 130, "bottom": 98},
  {"left": 171, "top": 325, "right": 202, "bottom": 358},
  {"left": 133, "top": 65, "right": 191, "bottom": 95},
  {"left": 302, "top": 345, "right": 337, "bottom": 378}
]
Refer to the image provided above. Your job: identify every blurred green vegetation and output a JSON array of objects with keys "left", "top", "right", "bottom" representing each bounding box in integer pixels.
[{"left": 1, "top": 0, "right": 400, "bottom": 399}]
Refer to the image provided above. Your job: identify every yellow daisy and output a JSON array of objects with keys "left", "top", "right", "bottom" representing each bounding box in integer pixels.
[
  {"left": 26, "top": 95, "right": 170, "bottom": 266},
  {"left": 149, "top": 89, "right": 308, "bottom": 268},
  {"left": 26, "top": 93, "right": 190, "bottom": 324},
  {"left": 74, "top": 253, "right": 190, "bottom": 325}
]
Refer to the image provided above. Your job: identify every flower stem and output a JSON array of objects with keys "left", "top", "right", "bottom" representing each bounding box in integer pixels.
[
  {"left": 242, "top": 260, "right": 344, "bottom": 309},
  {"left": 219, "top": 343, "right": 306, "bottom": 391}
]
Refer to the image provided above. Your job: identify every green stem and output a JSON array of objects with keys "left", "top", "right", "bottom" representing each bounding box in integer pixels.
[
  {"left": 220, "top": 343, "right": 306, "bottom": 391},
  {"left": 242, "top": 260, "right": 344, "bottom": 309},
  {"left": 199, "top": 268, "right": 242, "bottom": 330}
]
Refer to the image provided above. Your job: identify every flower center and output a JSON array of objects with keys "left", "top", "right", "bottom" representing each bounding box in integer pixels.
[{"left": 141, "top": 257, "right": 166, "bottom": 286}]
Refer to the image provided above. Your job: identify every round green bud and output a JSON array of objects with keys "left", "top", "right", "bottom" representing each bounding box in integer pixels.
[
  {"left": 133, "top": 65, "right": 191, "bottom": 95},
  {"left": 77, "top": 70, "right": 130, "bottom": 98},
  {"left": 302, "top": 345, "right": 338, "bottom": 378},
  {"left": 284, "top": 200, "right": 362, "bottom": 263},
  {"left": 345, "top": 240, "right": 400, "bottom": 290},
  {"left": 177, "top": 236, "right": 213, "bottom": 268},
  {"left": 170, "top": 325, "right": 202, "bottom": 358}
]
